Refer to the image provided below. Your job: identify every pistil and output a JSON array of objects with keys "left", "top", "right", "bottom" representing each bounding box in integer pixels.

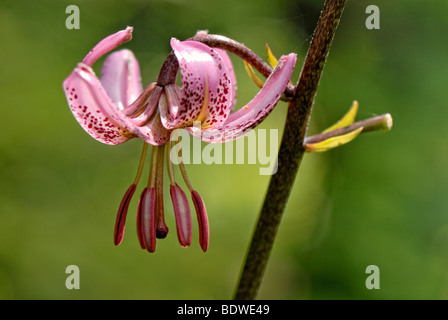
[{"left": 154, "top": 145, "right": 169, "bottom": 239}]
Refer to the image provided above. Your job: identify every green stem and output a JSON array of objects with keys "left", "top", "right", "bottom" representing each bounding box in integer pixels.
[{"left": 234, "top": 0, "right": 347, "bottom": 300}]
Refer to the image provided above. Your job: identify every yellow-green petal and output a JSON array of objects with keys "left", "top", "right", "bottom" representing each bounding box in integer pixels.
[
  {"left": 243, "top": 60, "right": 264, "bottom": 88},
  {"left": 266, "top": 44, "right": 278, "bottom": 68},
  {"left": 305, "top": 127, "right": 364, "bottom": 153},
  {"left": 323, "top": 100, "right": 359, "bottom": 133}
]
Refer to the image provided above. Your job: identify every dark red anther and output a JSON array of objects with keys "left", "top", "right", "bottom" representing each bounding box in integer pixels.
[
  {"left": 136, "top": 187, "right": 157, "bottom": 253},
  {"left": 191, "top": 190, "right": 209, "bottom": 252},
  {"left": 170, "top": 184, "right": 192, "bottom": 248},
  {"left": 114, "top": 184, "right": 137, "bottom": 246}
]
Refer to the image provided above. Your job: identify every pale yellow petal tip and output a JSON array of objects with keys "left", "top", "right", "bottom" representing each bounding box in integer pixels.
[
  {"left": 306, "top": 127, "right": 364, "bottom": 153},
  {"left": 266, "top": 44, "right": 278, "bottom": 68},
  {"left": 384, "top": 113, "right": 393, "bottom": 131},
  {"left": 368, "top": 113, "right": 393, "bottom": 132},
  {"left": 323, "top": 100, "right": 359, "bottom": 133},
  {"left": 243, "top": 60, "right": 264, "bottom": 88}
]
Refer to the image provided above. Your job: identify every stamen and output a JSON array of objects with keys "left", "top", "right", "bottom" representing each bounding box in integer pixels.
[
  {"left": 166, "top": 141, "right": 192, "bottom": 247},
  {"left": 134, "top": 143, "right": 149, "bottom": 185},
  {"left": 191, "top": 190, "right": 209, "bottom": 252},
  {"left": 136, "top": 191, "right": 145, "bottom": 249},
  {"left": 114, "top": 142, "right": 149, "bottom": 246},
  {"left": 170, "top": 184, "right": 192, "bottom": 247},
  {"left": 174, "top": 141, "right": 209, "bottom": 252},
  {"left": 137, "top": 187, "right": 157, "bottom": 252},
  {"left": 166, "top": 141, "right": 177, "bottom": 186},
  {"left": 178, "top": 159, "right": 193, "bottom": 192},
  {"left": 114, "top": 184, "right": 136, "bottom": 246},
  {"left": 136, "top": 145, "right": 159, "bottom": 252},
  {"left": 165, "top": 134, "right": 193, "bottom": 191},
  {"left": 147, "top": 145, "right": 159, "bottom": 188}
]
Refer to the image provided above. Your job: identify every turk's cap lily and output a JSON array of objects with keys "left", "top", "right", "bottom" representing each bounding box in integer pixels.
[
  {"left": 62, "top": 27, "right": 296, "bottom": 253},
  {"left": 63, "top": 27, "right": 297, "bottom": 145}
]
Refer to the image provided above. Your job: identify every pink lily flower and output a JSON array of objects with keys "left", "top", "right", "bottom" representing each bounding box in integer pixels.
[{"left": 63, "top": 27, "right": 296, "bottom": 253}]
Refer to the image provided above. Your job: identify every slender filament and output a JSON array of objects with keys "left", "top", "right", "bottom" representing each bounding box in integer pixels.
[
  {"left": 178, "top": 160, "right": 193, "bottom": 192},
  {"left": 147, "top": 146, "right": 159, "bottom": 188},
  {"left": 133, "top": 142, "right": 149, "bottom": 185},
  {"left": 166, "top": 132, "right": 194, "bottom": 192},
  {"left": 166, "top": 141, "right": 177, "bottom": 186}
]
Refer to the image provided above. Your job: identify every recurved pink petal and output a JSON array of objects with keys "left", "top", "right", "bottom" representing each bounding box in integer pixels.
[
  {"left": 64, "top": 26, "right": 171, "bottom": 146},
  {"left": 64, "top": 28, "right": 136, "bottom": 145},
  {"left": 170, "top": 184, "right": 192, "bottom": 248},
  {"left": 83, "top": 27, "right": 133, "bottom": 67},
  {"left": 63, "top": 64, "right": 135, "bottom": 145},
  {"left": 191, "top": 190, "right": 209, "bottom": 252},
  {"left": 64, "top": 63, "right": 171, "bottom": 146},
  {"left": 163, "top": 39, "right": 234, "bottom": 130},
  {"left": 100, "top": 49, "right": 143, "bottom": 110},
  {"left": 187, "top": 53, "right": 297, "bottom": 143}
]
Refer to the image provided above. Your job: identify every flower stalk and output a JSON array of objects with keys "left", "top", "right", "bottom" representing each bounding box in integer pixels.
[{"left": 234, "top": 0, "right": 348, "bottom": 300}]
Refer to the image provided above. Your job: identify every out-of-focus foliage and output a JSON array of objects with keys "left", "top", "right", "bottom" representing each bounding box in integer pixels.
[{"left": 0, "top": 0, "right": 447, "bottom": 299}]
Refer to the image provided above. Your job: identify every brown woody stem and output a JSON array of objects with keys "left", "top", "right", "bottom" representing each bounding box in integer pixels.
[{"left": 234, "top": 0, "right": 347, "bottom": 300}]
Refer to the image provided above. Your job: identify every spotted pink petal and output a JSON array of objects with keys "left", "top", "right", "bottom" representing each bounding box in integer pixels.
[
  {"left": 63, "top": 63, "right": 135, "bottom": 145},
  {"left": 214, "top": 48, "right": 238, "bottom": 110},
  {"left": 170, "top": 184, "right": 192, "bottom": 248},
  {"left": 63, "top": 27, "right": 171, "bottom": 146},
  {"left": 192, "top": 31, "right": 236, "bottom": 107},
  {"left": 159, "top": 39, "right": 234, "bottom": 130},
  {"left": 63, "top": 27, "right": 137, "bottom": 145},
  {"left": 187, "top": 53, "right": 297, "bottom": 142}
]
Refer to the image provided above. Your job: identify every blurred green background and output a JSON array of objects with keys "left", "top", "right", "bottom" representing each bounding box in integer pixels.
[{"left": 1, "top": 0, "right": 447, "bottom": 299}]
